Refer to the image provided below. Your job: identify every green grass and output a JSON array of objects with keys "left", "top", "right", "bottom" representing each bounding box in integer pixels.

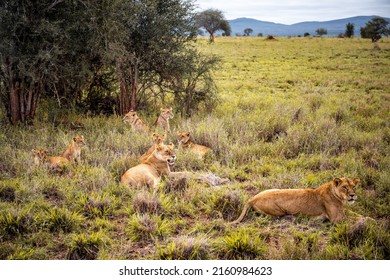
[{"left": 0, "top": 37, "right": 389, "bottom": 259}]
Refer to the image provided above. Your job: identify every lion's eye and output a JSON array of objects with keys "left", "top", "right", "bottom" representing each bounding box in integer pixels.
[{"left": 343, "top": 186, "right": 348, "bottom": 191}]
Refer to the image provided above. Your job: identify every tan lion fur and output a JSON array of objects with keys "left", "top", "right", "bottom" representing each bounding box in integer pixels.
[
  {"left": 62, "top": 135, "right": 86, "bottom": 163},
  {"left": 123, "top": 110, "right": 150, "bottom": 133},
  {"left": 154, "top": 107, "right": 174, "bottom": 132},
  {"left": 121, "top": 143, "right": 176, "bottom": 192},
  {"left": 32, "top": 148, "right": 69, "bottom": 169},
  {"left": 233, "top": 177, "right": 360, "bottom": 224},
  {"left": 177, "top": 131, "right": 211, "bottom": 159},
  {"left": 139, "top": 133, "right": 166, "bottom": 162}
]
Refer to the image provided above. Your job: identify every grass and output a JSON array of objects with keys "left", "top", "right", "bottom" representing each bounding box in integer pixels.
[{"left": 0, "top": 37, "right": 389, "bottom": 259}]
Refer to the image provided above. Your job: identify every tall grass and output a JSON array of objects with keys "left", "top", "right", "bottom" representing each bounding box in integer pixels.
[{"left": 0, "top": 37, "right": 389, "bottom": 259}]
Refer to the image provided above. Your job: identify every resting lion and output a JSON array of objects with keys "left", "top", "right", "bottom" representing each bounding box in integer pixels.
[
  {"left": 121, "top": 143, "right": 176, "bottom": 192},
  {"left": 123, "top": 110, "right": 150, "bottom": 133},
  {"left": 33, "top": 148, "right": 69, "bottom": 169},
  {"left": 154, "top": 107, "right": 174, "bottom": 132},
  {"left": 139, "top": 133, "right": 166, "bottom": 163},
  {"left": 62, "top": 135, "right": 86, "bottom": 164},
  {"left": 177, "top": 131, "right": 211, "bottom": 159},
  {"left": 233, "top": 177, "right": 360, "bottom": 224}
]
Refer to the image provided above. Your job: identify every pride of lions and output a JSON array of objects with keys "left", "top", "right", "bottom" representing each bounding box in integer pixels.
[{"left": 33, "top": 108, "right": 361, "bottom": 224}]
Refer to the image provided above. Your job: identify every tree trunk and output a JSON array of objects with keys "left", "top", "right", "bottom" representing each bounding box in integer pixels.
[{"left": 130, "top": 58, "right": 140, "bottom": 111}]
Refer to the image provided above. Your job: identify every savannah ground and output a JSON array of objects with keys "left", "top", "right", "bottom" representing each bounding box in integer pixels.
[{"left": 0, "top": 37, "right": 389, "bottom": 260}]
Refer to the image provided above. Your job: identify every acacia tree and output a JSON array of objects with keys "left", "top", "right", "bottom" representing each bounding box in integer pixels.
[
  {"left": 360, "top": 17, "right": 389, "bottom": 42},
  {"left": 244, "top": 28, "right": 253, "bottom": 36},
  {"left": 196, "top": 9, "right": 231, "bottom": 43},
  {"left": 315, "top": 28, "right": 328, "bottom": 37}
]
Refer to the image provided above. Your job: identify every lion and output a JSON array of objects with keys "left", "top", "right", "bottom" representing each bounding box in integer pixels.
[
  {"left": 139, "top": 133, "right": 166, "bottom": 162},
  {"left": 154, "top": 107, "right": 174, "bottom": 132},
  {"left": 121, "top": 143, "right": 176, "bottom": 192},
  {"left": 123, "top": 110, "right": 150, "bottom": 133},
  {"left": 177, "top": 131, "right": 211, "bottom": 159},
  {"left": 32, "top": 148, "right": 69, "bottom": 169},
  {"left": 62, "top": 135, "right": 86, "bottom": 164},
  {"left": 232, "top": 177, "right": 360, "bottom": 224}
]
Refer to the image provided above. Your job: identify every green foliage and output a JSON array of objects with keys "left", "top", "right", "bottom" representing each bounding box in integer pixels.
[
  {"left": 38, "top": 208, "right": 85, "bottom": 233},
  {"left": 216, "top": 228, "right": 268, "bottom": 259},
  {"left": 156, "top": 236, "right": 209, "bottom": 260},
  {"left": 66, "top": 232, "right": 108, "bottom": 260}
]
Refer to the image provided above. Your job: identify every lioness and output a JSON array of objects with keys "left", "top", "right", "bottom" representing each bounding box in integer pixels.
[
  {"left": 139, "top": 133, "right": 166, "bottom": 162},
  {"left": 233, "top": 178, "right": 360, "bottom": 224},
  {"left": 121, "top": 143, "right": 176, "bottom": 192},
  {"left": 123, "top": 110, "right": 150, "bottom": 133},
  {"left": 33, "top": 148, "right": 69, "bottom": 169},
  {"left": 177, "top": 131, "right": 211, "bottom": 159},
  {"left": 62, "top": 135, "right": 86, "bottom": 163},
  {"left": 154, "top": 107, "right": 174, "bottom": 132}
]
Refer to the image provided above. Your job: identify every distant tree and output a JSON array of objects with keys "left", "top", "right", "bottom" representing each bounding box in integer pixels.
[
  {"left": 304, "top": 32, "right": 310, "bottom": 37},
  {"left": 315, "top": 28, "right": 328, "bottom": 37},
  {"left": 360, "top": 17, "right": 389, "bottom": 42},
  {"left": 244, "top": 28, "right": 253, "bottom": 36},
  {"left": 257, "top": 33, "right": 263, "bottom": 37},
  {"left": 344, "top": 22, "right": 355, "bottom": 38},
  {"left": 196, "top": 9, "right": 231, "bottom": 43}
]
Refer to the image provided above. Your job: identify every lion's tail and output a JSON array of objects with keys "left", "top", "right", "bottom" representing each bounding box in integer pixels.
[{"left": 231, "top": 202, "right": 251, "bottom": 224}]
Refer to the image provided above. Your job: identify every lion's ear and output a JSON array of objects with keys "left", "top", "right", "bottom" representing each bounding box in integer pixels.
[
  {"left": 353, "top": 178, "right": 360, "bottom": 185},
  {"left": 333, "top": 178, "right": 342, "bottom": 187},
  {"left": 152, "top": 133, "right": 156, "bottom": 137}
]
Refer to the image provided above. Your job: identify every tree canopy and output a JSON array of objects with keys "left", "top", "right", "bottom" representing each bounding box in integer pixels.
[
  {"left": 360, "top": 17, "right": 389, "bottom": 42},
  {"left": 0, "top": 0, "right": 220, "bottom": 124}
]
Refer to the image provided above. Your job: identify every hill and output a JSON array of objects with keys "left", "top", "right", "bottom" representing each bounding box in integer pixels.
[{"left": 228, "top": 16, "right": 390, "bottom": 36}]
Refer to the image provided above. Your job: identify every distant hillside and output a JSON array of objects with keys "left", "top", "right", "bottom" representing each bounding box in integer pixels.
[{"left": 228, "top": 16, "right": 390, "bottom": 37}]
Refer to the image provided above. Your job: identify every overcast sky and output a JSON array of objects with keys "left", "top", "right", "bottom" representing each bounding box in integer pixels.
[{"left": 195, "top": 0, "right": 390, "bottom": 24}]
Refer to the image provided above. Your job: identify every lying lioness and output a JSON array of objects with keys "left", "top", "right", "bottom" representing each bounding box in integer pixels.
[
  {"left": 33, "top": 148, "right": 69, "bottom": 170},
  {"left": 233, "top": 177, "right": 360, "bottom": 224},
  {"left": 121, "top": 143, "right": 176, "bottom": 192}
]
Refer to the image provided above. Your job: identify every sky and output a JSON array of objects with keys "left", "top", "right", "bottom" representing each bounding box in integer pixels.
[{"left": 195, "top": 0, "right": 390, "bottom": 24}]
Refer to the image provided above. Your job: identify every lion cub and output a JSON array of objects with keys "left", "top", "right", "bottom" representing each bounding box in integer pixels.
[
  {"left": 62, "top": 135, "right": 86, "bottom": 164},
  {"left": 121, "top": 143, "right": 176, "bottom": 193},
  {"left": 154, "top": 107, "right": 174, "bottom": 132},
  {"left": 33, "top": 148, "right": 69, "bottom": 169},
  {"left": 139, "top": 133, "right": 166, "bottom": 162},
  {"left": 177, "top": 131, "right": 211, "bottom": 159},
  {"left": 123, "top": 110, "right": 150, "bottom": 133},
  {"left": 233, "top": 177, "right": 360, "bottom": 224}
]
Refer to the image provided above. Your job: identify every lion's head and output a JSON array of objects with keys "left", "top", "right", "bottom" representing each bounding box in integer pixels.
[
  {"left": 32, "top": 148, "right": 47, "bottom": 161},
  {"left": 333, "top": 177, "right": 360, "bottom": 204},
  {"left": 177, "top": 131, "right": 190, "bottom": 144},
  {"left": 154, "top": 144, "right": 176, "bottom": 166},
  {"left": 160, "top": 107, "right": 173, "bottom": 119},
  {"left": 123, "top": 110, "right": 138, "bottom": 124},
  {"left": 73, "top": 135, "right": 86, "bottom": 147},
  {"left": 152, "top": 133, "right": 165, "bottom": 145}
]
